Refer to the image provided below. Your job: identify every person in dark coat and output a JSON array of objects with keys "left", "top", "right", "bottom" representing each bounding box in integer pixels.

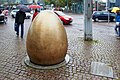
[{"left": 15, "top": 9, "right": 26, "bottom": 38}]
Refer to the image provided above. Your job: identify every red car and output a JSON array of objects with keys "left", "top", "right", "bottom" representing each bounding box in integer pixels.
[{"left": 54, "top": 11, "right": 73, "bottom": 24}]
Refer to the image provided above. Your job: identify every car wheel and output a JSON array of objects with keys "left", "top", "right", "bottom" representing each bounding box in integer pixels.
[
  {"left": 110, "top": 18, "right": 114, "bottom": 22},
  {"left": 110, "top": 19, "right": 113, "bottom": 22},
  {"left": 94, "top": 18, "right": 98, "bottom": 22},
  {"left": 93, "top": 19, "right": 96, "bottom": 22},
  {"left": 113, "top": 18, "right": 115, "bottom": 22},
  {"left": 95, "top": 18, "right": 99, "bottom": 22}
]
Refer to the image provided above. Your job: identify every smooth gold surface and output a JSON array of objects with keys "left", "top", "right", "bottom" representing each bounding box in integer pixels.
[{"left": 26, "top": 10, "right": 68, "bottom": 65}]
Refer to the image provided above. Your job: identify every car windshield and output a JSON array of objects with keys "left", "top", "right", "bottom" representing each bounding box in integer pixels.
[
  {"left": 94, "top": 11, "right": 112, "bottom": 15},
  {"left": 55, "top": 11, "right": 66, "bottom": 16},
  {"left": 103, "top": 12, "right": 107, "bottom": 14},
  {"left": 94, "top": 11, "right": 102, "bottom": 15}
]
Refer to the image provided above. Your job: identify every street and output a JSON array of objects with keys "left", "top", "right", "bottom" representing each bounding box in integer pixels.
[{"left": 0, "top": 13, "right": 119, "bottom": 80}]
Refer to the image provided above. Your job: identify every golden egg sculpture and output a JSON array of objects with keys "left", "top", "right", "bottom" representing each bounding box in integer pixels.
[{"left": 26, "top": 10, "right": 68, "bottom": 65}]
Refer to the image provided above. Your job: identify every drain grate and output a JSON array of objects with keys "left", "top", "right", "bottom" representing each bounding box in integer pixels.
[{"left": 90, "top": 62, "right": 113, "bottom": 78}]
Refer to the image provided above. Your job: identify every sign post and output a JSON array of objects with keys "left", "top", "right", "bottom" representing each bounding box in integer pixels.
[{"left": 84, "top": 0, "right": 93, "bottom": 41}]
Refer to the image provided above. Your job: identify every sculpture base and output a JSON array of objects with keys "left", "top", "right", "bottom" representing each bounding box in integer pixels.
[{"left": 24, "top": 54, "right": 71, "bottom": 69}]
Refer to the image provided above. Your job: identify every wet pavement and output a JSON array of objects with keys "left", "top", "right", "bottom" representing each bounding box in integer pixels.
[{"left": 0, "top": 14, "right": 120, "bottom": 80}]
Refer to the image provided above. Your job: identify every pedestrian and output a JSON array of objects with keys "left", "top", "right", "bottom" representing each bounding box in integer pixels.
[
  {"left": 15, "top": 8, "right": 26, "bottom": 38},
  {"left": 115, "top": 10, "right": 120, "bottom": 37},
  {"left": 32, "top": 9, "right": 39, "bottom": 21}
]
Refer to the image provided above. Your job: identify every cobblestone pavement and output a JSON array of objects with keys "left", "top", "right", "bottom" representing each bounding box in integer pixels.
[{"left": 0, "top": 14, "right": 120, "bottom": 80}]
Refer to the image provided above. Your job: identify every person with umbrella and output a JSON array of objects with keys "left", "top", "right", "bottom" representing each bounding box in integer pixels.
[
  {"left": 32, "top": 9, "right": 39, "bottom": 21},
  {"left": 28, "top": 4, "right": 42, "bottom": 9},
  {"left": 15, "top": 8, "right": 26, "bottom": 38},
  {"left": 28, "top": 5, "right": 41, "bottom": 21},
  {"left": 115, "top": 10, "right": 120, "bottom": 37}
]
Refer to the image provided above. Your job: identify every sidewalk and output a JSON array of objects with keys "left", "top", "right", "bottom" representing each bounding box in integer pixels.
[{"left": 0, "top": 15, "right": 119, "bottom": 80}]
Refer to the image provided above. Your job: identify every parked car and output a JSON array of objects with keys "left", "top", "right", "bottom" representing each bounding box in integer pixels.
[
  {"left": 0, "top": 13, "right": 7, "bottom": 24},
  {"left": 54, "top": 11, "right": 73, "bottom": 24},
  {"left": 10, "top": 9, "right": 31, "bottom": 19},
  {"left": 25, "top": 12, "right": 31, "bottom": 19},
  {"left": 52, "top": 7, "right": 64, "bottom": 12},
  {"left": 10, "top": 9, "right": 19, "bottom": 18},
  {"left": 92, "top": 11, "right": 116, "bottom": 22}
]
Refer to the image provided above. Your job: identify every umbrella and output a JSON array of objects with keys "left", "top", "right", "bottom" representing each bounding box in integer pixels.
[
  {"left": 16, "top": 5, "right": 30, "bottom": 12},
  {"left": 111, "top": 7, "right": 120, "bottom": 13},
  {"left": 28, "top": 5, "right": 42, "bottom": 9}
]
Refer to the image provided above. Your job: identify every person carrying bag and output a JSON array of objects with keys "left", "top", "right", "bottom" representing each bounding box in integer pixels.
[{"left": 15, "top": 9, "right": 26, "bottom": 38}]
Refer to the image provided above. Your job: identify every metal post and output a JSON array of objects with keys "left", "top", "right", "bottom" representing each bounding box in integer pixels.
[
  {"left": 106, "top": 0, "right": 110, "bottom": 23},
  {"left": 108, "top": 11, "right": 110, "bottom": 23},
  {"left": 84, "top": 0, "right": 93, "bottom": 41}
]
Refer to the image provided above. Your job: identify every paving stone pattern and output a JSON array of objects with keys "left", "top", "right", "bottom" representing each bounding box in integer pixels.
[{"left": 0, "top": 14, "right": 119, "bottom": 80}]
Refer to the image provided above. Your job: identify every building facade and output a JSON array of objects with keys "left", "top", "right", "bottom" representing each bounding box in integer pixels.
[
  {"left": 115, "top": 0, "right": 120, "bottom": 7},
  {"left": 107, "top": 0, "right": 120, "bottom": 8},
  {"left": 71, "top": 0, "right": 83, "bottom": 14}
]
